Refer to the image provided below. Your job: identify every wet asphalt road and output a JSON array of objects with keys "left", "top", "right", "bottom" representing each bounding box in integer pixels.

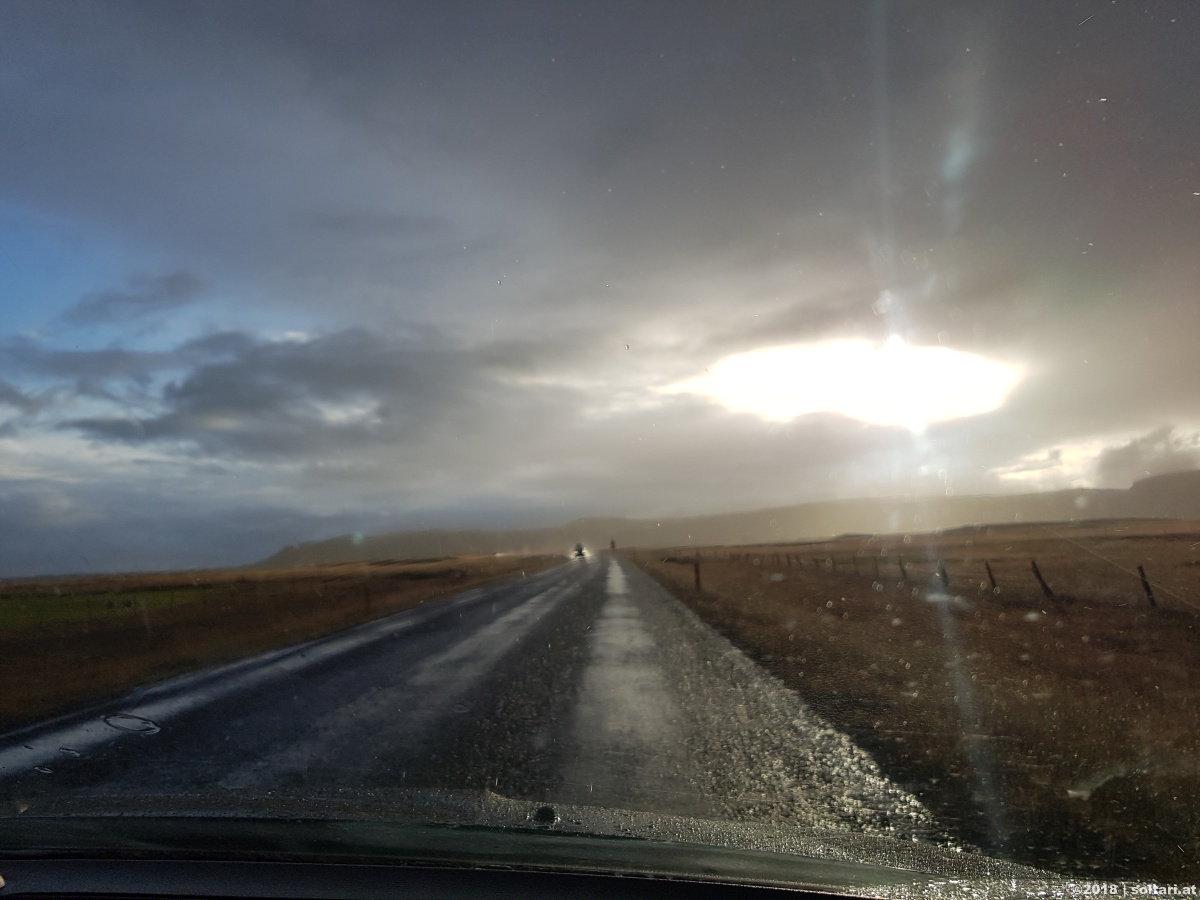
[{"left": 0, "top": 556, "right": 944, "bottom": 840}]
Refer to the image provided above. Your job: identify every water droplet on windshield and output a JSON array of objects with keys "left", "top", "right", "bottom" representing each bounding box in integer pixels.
[
  {"left": 33, "top": 766, "right": 52, "bottom": 775},
  {"left": 102, "top": 712, "right": 161, "bottom": 735},
  {"left": 58, "top": 747, "right": 81, "bottom": 757}
]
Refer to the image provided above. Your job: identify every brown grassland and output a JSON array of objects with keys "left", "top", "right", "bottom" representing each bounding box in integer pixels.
[
  {"left": 632, "top": 519, "right": 1200, "bottom": 882},
  {"left": 0, "top": 554, "right": 558, "bottom": 732}
]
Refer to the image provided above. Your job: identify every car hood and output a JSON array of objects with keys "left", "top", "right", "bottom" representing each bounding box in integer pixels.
[{"left": 0, "top": 789, "right": 1073, "bottom": 898}]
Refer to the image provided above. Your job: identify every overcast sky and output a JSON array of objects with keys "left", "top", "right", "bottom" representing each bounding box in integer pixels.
[{"left": 2, "top": 1, "right": 1198, "bottom": 574}]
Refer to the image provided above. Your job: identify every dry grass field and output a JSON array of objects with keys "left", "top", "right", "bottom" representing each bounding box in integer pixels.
[
  {"left": 0, "top": 554, "right": 559, "bottom": 731},
  {"left": 633, "top": 519, "right": 1200, "bottom": 882}
]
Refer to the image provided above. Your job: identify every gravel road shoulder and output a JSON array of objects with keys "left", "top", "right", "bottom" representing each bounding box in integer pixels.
[{"left": 616, "top": 560, "right": 953, "bottom": 844}]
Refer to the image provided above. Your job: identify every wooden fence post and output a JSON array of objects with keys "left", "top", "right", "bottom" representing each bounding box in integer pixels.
[
  {"left": 694, "top": 558, "right": 702, "bottom": 593},
  {"left": 1137, "top": 565, "right": 1157, "bottom": 608},
  {"left": 984, "top": 561, "right": 997, "bottom": 591},
  {"left": 937, "top": 561, "right": 950, "bottom": 591},
  {"left": 898, "top": 557, "right": 907, "bottom": 581},
  {"left": 1030, "top": 559, "right": 1056, "bottom": 602}
]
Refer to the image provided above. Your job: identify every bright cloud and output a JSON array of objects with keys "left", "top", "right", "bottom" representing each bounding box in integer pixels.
[
  {"left": 662, "top": 337, "right": 1023, "bottom": 432},
  {"left": 989, "top": 437, "right": 1115, "bottom": 489},
  {"left": 989, "top": 428, "right": 1200, "bottom": 491}
]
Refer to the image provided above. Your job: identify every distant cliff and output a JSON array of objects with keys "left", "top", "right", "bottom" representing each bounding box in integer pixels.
[{"left": 258, "top": 471, "right": 1200, "bottom": 568}]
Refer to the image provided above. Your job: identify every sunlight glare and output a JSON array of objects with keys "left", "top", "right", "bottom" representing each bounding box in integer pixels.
[{"left": 664, "top": 337, "right": 1022, "bottom": 431}]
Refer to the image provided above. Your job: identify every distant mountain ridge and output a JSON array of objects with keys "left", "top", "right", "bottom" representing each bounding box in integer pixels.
[{"left": 259, "top": 470, "right": 1200, "bottom": 568}]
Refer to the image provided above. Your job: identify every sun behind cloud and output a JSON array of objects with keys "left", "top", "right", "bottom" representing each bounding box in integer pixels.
[{"left": 663, "top": 336, "right": 1023, "bottom": 432}]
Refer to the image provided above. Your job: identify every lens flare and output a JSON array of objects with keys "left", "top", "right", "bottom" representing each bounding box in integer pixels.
[{"left": 664, "top": 336, "right": 1022, "bottom": 432}]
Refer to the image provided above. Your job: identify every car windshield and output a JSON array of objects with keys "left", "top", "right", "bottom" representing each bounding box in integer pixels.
[{"left": 1, "top": 1, "right": 1198, "bottom": 895}]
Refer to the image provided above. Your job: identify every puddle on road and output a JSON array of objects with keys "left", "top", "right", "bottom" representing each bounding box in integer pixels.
[{"left": 101, "top": 713, "right": 162, "bottom": 735}]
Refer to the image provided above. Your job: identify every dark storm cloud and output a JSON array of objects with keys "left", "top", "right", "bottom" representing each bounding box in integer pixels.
[
  {"left": 62, "top": 272, "right": 205, "bottom": 325},
  {"left": 5, "top": 2, "right": 1195, "bottom": 343},
  {"left": 64, "top": 329, "right": 474, "bottom": 457},
  {"left": 0, "top": 330, "right": 252, "bottom": 399},
  {"left": 0, "top": 378, "right": 40, "bottom": 414},
  {"left": 0, "top": 339, "right": 167, "bottom": 397}
]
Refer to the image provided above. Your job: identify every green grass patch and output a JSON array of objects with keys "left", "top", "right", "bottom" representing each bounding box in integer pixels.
[{"left": 0, "top": 586, "right": 216, "bottom": 630}]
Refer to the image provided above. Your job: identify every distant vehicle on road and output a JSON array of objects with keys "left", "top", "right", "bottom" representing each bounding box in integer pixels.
[{"left": 573, "top": 543, "right": 585, "bottom": 558}]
